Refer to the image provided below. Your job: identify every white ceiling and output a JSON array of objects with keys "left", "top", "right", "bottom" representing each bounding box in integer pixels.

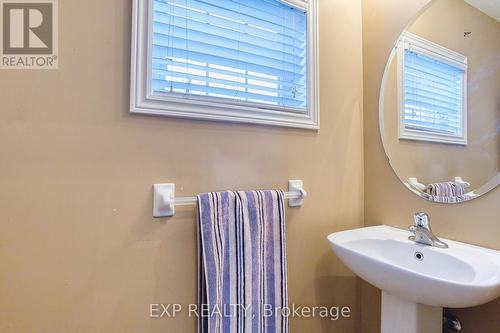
[{"left": 464, "top": 0, "right": 500, "bottom": 21}]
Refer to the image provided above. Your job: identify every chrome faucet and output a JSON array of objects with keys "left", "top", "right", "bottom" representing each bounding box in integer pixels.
[{"left": 408, "top": 212, "right": 448, "bottom": 248}]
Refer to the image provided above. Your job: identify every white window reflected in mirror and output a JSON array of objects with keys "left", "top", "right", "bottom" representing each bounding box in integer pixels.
[{"left": 397, "top": 32, "right": 468, "bottom": 145}]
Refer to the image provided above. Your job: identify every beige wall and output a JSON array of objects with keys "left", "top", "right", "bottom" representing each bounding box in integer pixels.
[
  {"left": 362, "top": 0, "right": 500, "bottom": 332},
  {"left": 0, "top": 0, "right": 364, "bottom": 332},
  {"left": 382, "top": 0, "right": 500, "bottom": 190}
]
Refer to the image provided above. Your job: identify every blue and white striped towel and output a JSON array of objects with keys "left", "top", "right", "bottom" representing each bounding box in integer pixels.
[
  {"left": 197, "top": 191, "right": 288, "bottom": 333},
  {"left": 424, "top": 181, "right": 471, "bottom": 203}
]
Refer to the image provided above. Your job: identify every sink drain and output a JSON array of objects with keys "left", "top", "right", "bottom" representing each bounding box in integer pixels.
[{"left": 414, "top": 251, "right": 424, "bottom": 261}]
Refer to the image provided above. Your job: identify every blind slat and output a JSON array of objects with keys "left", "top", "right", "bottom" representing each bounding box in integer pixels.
[
  {"left": 403, "top": 49, "right": 464, "bottom": 135},
  {"left": 152, "top": 25, "right": 305, "bottom": 67},
  {"left": 404, "top": 97, "right": 461, "bottom": 115},
  {"left": 404, "top": 66, "right": 462, "bottom": 87},
  {"left": 153, "top": 6, "right": 305, "bottom": 48},
  {"left": 152, "top": 57, "right": 306, "bottom": 89},
  {"left": 153, "top": 79, "right": 305, "bottom": 107},
  {"left": 151, "top": 0, "right": 308, "bottom": 109},
  {"left": 152, "top": 44, "right": 301, "bottom": 79},
  {"left": 405, "top": 122, "right": 460, "bottom": 133},
  {"left": 403, "top": 75, "right": 461, "bottom": 96},
  {"left": 155, "top": 0, "right": 305, "bottom": 41},
  {"left": 404, "top": 111, "right": 460, "bottom": 124},
  {"left": 153, "top": 11, "right": 305, "bottom": 55},
  {"left": 152, "top": 34, "right": 304, "bottom": 72},
  {"left": 404, "top": 106, "right": 460, "bottom": 119},
  {"left": 405, "top": 119, "right": 460, "bottom": 129},
  {"left": 404, "top": 91, "right": 461, "bottom": 109},
  {"left": 152, "top": 68, "right": 306, "bottom": 97},
  {"left": 405, "top": 56, "right": 463, "bottom": 78}
]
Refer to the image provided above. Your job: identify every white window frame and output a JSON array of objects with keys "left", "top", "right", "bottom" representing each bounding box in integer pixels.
[
  {"left": 396, "top": 31, "right": 468, "bottom": 145},
  {"left": 130, "top": 0, "right": 320, "bottom": 130}
]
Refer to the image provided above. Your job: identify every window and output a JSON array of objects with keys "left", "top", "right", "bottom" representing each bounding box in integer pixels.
[
  {"left": 131, "top": 0, "right": 319, "bottom": 129},
  {"left": 397, "top": 32, "right": 467, "bottom": 145}
]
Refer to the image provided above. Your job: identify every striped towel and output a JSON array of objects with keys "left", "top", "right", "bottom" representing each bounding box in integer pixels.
[
  {"left": 426, "top": 181, "right": 466, "bottom": 197},
  {"left": 424, "top": 194, "right": 470, "bottom": 203},
  {"left": 424, "top": 182, "right": 470, "bottom": 203},
  {"left": 197, "top": 191, "right": 288, "bottom": 333}
]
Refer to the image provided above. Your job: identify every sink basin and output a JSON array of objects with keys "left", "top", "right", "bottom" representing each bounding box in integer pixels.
[{"left": 327, "top": 225, "right": 500, "bottom": 308}]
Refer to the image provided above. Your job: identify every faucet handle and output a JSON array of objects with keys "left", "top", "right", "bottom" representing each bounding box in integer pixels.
[
  {"left": 409, "top": 213, "right": 448, "bottom": 248},
  {"left": 414, "top": 212, "right": 431, "bottom": 230}
]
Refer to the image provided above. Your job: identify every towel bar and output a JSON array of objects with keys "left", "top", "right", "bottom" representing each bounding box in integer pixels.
[{"left": 153, "top": 180, "right": 307, "bottom": 217}]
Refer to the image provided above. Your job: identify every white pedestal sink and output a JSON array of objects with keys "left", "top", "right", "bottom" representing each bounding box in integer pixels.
[{"left": 327, "top": 225, "right": 500, "bottom": 333}]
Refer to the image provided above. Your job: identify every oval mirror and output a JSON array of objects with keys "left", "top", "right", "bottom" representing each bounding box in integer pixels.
[{"left": 379, "top": 0, "right": 499, "bottom": 203}]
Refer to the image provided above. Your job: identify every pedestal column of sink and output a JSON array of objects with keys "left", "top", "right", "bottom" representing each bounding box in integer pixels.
[{"left": 381, "top": 291, "right": 442, "bottom": 333}]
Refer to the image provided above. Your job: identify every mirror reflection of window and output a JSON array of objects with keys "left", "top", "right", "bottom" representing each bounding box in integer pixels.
[
  {"left": 397, "top": 32, "right": 468, "bottom": 145},
  {"left": 378, "top": 0, "right": 499, "bottom": 203}
]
